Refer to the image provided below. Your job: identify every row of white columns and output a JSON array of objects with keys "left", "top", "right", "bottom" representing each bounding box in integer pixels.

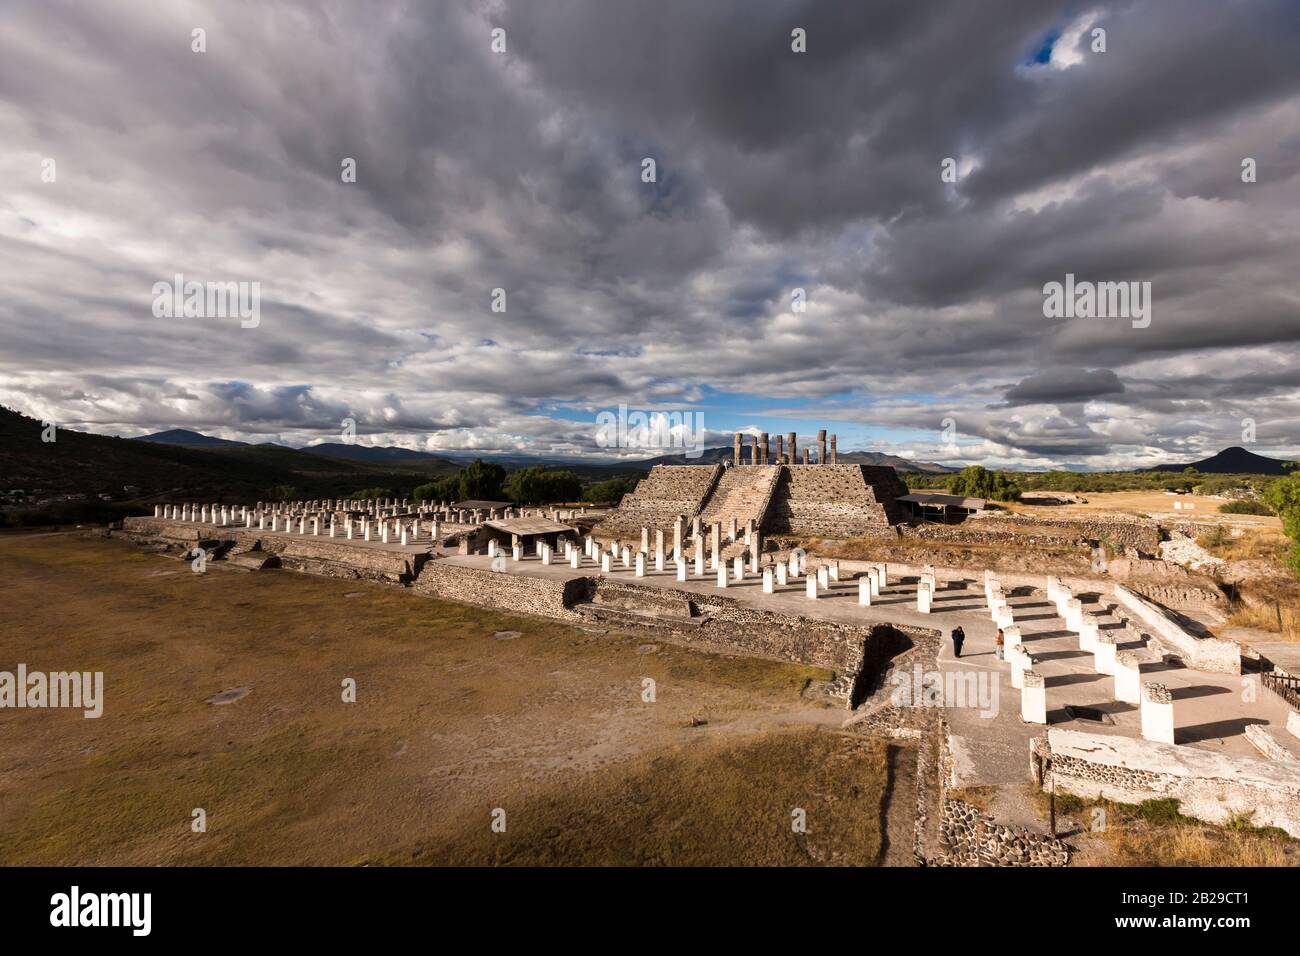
[
  {"left": 992, "top": 573, "right": 1175, "bottom": 741},
  {"left": 158, "top": 503, "right": 441, "bottom": 546}
]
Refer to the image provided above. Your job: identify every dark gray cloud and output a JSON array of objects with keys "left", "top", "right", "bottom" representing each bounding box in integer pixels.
[{"left": 0, "top": 0, "right": 1297, "bottom": 466}]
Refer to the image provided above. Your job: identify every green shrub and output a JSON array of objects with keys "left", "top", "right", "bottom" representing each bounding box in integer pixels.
[{"left": 1219, "top": 500, "right": 1271, "bottom": 515}]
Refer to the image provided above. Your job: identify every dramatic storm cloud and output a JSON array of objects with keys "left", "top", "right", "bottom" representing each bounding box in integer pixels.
[{"left": 1, "top": 0, "right": 1298, "bottom": 467}]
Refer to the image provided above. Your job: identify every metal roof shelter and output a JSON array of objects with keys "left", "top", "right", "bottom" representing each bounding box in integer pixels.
[
  {"left": 899, "top": 492, "right": 986, "bottom": 524},
  {"left": 481, "top": 516, "right": 579, "bottom": 547},
  {"left": 452, "top": 499, "right": 513, "bottom": 511}
]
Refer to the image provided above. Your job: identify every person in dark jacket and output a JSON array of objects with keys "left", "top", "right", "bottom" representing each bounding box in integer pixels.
[{"left": 951, "top": 626, "right": 965, "bottom": 658}]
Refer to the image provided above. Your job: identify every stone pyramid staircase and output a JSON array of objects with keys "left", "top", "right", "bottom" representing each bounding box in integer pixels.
[{"left": 697, "top": 465, "right": 781, "bottom": 536}]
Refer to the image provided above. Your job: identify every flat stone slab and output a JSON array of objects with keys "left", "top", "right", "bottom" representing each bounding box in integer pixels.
[{"left": 206, "top": 687, "right": 250, "bottom": 705}]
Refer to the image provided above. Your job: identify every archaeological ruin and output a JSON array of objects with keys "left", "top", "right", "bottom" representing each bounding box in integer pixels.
[{"left": 116, "top": 428, "right": 1300, "bottom": 865}]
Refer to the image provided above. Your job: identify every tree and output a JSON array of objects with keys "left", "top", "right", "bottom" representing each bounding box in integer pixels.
[
  {"left": 457, "top": 458, "right": 506, "bottom": 501},
  {"left": 945, "top": 465, "right": 1022, "bottom": 502},
  {"left": 413, "top": 475, "right": 461, "bottom": 503},
  {"left": 505, "top": 466, "right": 583, "bottom": 504},
  {"left": 1264, "top": 473, "right": 1300, "bottom": 575},
  {"left": 585, "top": 477, "right": 637, "bottom": 504}
]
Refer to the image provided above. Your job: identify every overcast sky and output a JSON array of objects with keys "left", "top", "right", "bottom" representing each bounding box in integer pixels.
[{"left": 2, "top": 0, "right": 1298, "bottom": 469}]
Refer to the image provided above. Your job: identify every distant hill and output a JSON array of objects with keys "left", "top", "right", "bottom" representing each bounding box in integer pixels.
[
  {"left": 1144, "top": 446, "right": 1297, "bottom": 476},
  {"left": 629, "top": 445, "right": 957, "bottom": 473},
  {"left": 137, "top": 428, "right": 247, "bottom": 448},
  {"left": 0, "top": 406, "right": 457, "bottom": 502},
  {"left": 300, "top": 442, "right": 460, "bottom": 470}
]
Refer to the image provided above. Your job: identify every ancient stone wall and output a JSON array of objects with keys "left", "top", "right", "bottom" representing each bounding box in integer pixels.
[
  {"left": 120, "top": 517, "right": 423, "bottom": 584},
  {"left": 902, "top": 511, "right": 1162, "bottom": 554},
  {"left": 1037, "top": 728, "right": 1300, "bottom": 838},
  {"left": 411, "top": 560, "right": 588, "bottom": 620},
  {"left": 1113, "top": 585, "right": 1240, "bottom": 673},
  {"left": 580, "top": 577, "right": 930, "bottom": 704}
]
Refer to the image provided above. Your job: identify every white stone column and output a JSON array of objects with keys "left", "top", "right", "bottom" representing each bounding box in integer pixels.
[
  {"left": 1009, "top": 645, "right": 1032, "bottom": 689},
  {"left": 716, "top": 565, "right": 728, "bottom": 588},
  {"left": 806, "top": 575, "right": 818, "bottom": 600},
  {"left": 694, "top": 553, "right": 704, "bottom": 577},
  {"left": 512, "top": 543, "right": 522, "bottom": 562},
  {"left": 621, "top": 546, "right": 631, "bottom": 568},
  {"left": 877, "top": 563, "right": 888, "bottom": 588},
  {"left": 917, "top": 584, "right": 931, "bottom": 614},
  {"left": 676, "top": 559, "right": 687, "bottom": 582},
  {"left": 635, "top": 552, "right": 645, "bottom": 577},
  {"left": 858, "top": 577, "right": 872, "bottom": 606},
  {"left": 601, "top": 553, "right": 611, "bottom": 573},
  {"left": 1093, "top": 632, "right": 1117, "bottom": 675},
  {"left": 776, "top": 562, "right": 788, "bottom": 586},
  {"left": 1141, "top": 683, "right": 1175, "bottom": 744},
  {"left": 1114, "top": 651, "right": 1142, "bottom": 704},
  {"left": 788, "top": 552, "right": 800, "bottom": 579},
  {"left": 571, "top": 549, "right": 581, "bottom": 569},
  {"left": 1066, "top": 599, "right": 1084, "bottom": 632},
  {"left": 540, "top": 543, "right": 551, "bottom": 565},
  {"left": 816, "top": 565, "right": 829, "bottom": 590},
  {"left": 732, "top": 555, "right": 744, "bottom": 581},
  {"left": 828, "top": 560, "right": 839, "bottom": 582},
  {"left": 1078, "top": 618, "right": 1100, "bottom": 653},
  {"left": 1021, "top": 671, "right": 1047, "bottom": 724},
  {"left": 762, "top": 567, "right": 774, "bottom": 594},
  {"left": 488, "top": 540, "right": 498, "bottom": 558}
]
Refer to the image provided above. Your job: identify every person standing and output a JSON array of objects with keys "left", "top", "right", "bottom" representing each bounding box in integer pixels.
[
  {"left": 995, "top": 628, "right": 1005, "bottom": 660},
  {"left": 951, "top": 626, "right": 965, "bottom": 659}
]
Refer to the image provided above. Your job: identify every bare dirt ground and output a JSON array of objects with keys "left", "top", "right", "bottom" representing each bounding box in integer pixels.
[
  {"left": 0, "top": 532, "right": 909, "bottom": 866},
  {"left": 1003, "top": 490, "right": 1280, "bottom": 527}
]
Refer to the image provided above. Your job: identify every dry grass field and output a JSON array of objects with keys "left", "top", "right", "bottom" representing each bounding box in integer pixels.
[
  {"left": 0, "top": 532, "right": 905, "bottom": 866},
  {"left": 1036, "top": 792, "right": 1300, "bottom": 867}
]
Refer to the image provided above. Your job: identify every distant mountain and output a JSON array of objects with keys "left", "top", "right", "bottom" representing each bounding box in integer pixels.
[
  {"left": 1145, "top": 446, "right": 1297, "bottom": 476},
  {"left": 137, "top": 428, "right": 248, "bottom": 448},
  {"left": 0, "top": 407, "right": 458, "bottom": 502},
  {"left": 625, "top": 445, "right": 957, "bottom": 473},
  {"left": 302, "top": 442, "right": 450, "bottom": 465}
]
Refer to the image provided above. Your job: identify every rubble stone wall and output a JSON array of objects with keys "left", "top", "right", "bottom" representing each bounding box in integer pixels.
[{"left": 1038, "top": 729, "right": 1300, "bottom": 838}]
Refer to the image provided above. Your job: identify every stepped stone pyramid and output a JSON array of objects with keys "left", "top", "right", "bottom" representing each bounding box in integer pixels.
[
  {"left": 594, "top": 464, "right": 722, "bottom": 537},
  {"left": 594, "top": 461, "right": 908, "bottom": 540}
]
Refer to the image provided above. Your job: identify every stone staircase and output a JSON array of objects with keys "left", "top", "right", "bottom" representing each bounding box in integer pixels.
[
  {"left": 697, "top": 465, "right": 781, "bottom": 536},
  {"left": 573, "top": 580, "right": 706, "bottom": 631}
]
